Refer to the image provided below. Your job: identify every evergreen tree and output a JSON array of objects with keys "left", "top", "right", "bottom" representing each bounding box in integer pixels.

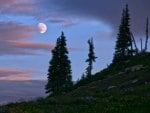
[
  {"left": 45, "top": 32, "right": 72, "bottom": 96},
  {"left": 59, "top": 32, "right": 73, "bottom": 92},
  {"left": 113, "top": 5, "right": 133, "bottom": 63},
  {"left": 85, "top": 38, "right": 97, "bottom": 78},
  {"left": 45, "top": 38, "right": 61, "bottom": 95},
  {"left": 124, "top": 5, "right": 133, "bottom": 56}
]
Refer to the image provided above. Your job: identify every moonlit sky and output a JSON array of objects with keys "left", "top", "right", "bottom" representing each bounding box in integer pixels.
[{"left": 0, "top": 0, "right": 150, "bottom": 81}]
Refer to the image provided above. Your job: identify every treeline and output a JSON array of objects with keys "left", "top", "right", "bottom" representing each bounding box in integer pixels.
[{"left": 45, "top": 4, "right": 149, "bottom": 96}]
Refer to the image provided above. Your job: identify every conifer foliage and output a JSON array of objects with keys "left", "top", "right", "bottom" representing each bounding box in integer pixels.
[
  {"left": 85, "top": 38, "right": 97, "bottom": 78},
  {"left": 45, "top": 32, "right": 73, "bottom": 96},
  {"left": 113, "top": 5, "right": 133, "bottom": 63}
]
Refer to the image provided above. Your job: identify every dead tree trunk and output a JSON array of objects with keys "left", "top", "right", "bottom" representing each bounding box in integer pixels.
[
  {"left": 144, "top": 17, "right": 149, "bottom": 52},
  {"left": 130, "top": 32, "right": 138, "bottom": 54},
  {"left": 140, "top": 38, "right": 143, "bottom": 52}
]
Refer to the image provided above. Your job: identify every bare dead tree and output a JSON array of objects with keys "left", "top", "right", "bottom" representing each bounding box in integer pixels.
[
  {"left": 144, "top": 17, "right": 149, "bottom": 52},
  {"left": 140, "top": 38, "right": 143, "bottom": 52},
  {"left": 130, "top": 32, "right": 138, "bottom": 54}
]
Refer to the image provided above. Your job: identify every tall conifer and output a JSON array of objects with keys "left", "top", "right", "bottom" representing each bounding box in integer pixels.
[
  {"left": 45, "top": 32, "right": 72, "bottom": 96},
  {"left": 85, "top": 38, "right": 97, "bottom": 78},
  {"left": 113, "top": 5, "right": 132, "bottom": 63}
]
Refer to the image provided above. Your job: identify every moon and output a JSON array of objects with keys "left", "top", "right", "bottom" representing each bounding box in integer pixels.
[{"left": 38, "top": 23, "right": 47, "bottom": 33}]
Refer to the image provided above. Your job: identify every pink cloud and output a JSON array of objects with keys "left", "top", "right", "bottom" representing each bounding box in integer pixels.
[
  {"left": 0, "top": 49, "right": 37, "bottom": 56},
  {"left": 0, "top": 41, "right": 54, "bottom": 56},
  {"left": 0, "top": 22, "right": 36, "bottom": 41},
  {"left": 7, "top": 41, "right": 54, "bottom": 51},
  {"left": 0, "top": 68, "right": 33, "bottom": 81},
  {"left": 0, "top": 22, "right": 42, "bottom": 55},
  {"left": 7, "top": 41, "right": 84, "bottom": 52},
  {"left": 0, "top": 0, "right": 36, "bottom": 15}
]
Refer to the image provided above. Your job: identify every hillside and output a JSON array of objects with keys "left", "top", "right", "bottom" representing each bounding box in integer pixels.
[{"left": 0, "top": 53, "right": 150, "bottom": 113}]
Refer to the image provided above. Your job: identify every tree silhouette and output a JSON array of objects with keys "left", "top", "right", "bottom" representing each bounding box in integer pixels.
[
  {"left": 59, "top": 32, "right": 73, "bottom": 93},
  {"left": 85, "top": 38, "right": 97, "bottom": 78},
  {"left": 45, "top": 32, "right": 73, "bottom": 96},
  {"left": 45, "top": 38, "right": 60, "bottom": 95},
  {"left": 113, "top": 5, "right": 133, "bottom": 63},
  {"left": 144, "top": 17, "right": 149, "bottom": 52}
]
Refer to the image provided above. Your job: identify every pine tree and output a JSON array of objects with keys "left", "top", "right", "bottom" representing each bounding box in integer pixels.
[
  {"left": 45, "top": 38, "right": 61, "bottom": 95},
  {"left": 59, "top": 32, "right": 73, "bottom": 93},
  {"left": 124, "top": 5, "right": 133, "bottom": 56},
  {"left": 85, "top": 38, "right": 97, "bottom": 78},
  {"left": 45, "top": 32, "right": 72, "bottom": 96},
  {"left": 113, "top": 5, "right": 133, "bottom": 63}
]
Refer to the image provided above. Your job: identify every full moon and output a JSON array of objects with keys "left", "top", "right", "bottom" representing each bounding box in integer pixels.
[{"left": 38, "top": 23, "right": 47, "bottom": 33}]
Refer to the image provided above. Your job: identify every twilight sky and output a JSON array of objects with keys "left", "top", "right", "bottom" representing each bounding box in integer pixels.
[{"left": 0, "top": 0, "right": 149, "bottom": 81}]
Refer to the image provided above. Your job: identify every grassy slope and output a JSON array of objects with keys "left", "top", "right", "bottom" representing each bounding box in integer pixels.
[{"left": 1, "top": 53, "right": 150, "bottom": 113}]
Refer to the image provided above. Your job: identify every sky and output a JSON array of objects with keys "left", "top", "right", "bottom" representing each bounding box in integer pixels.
[
  {"left": 0, "top": 0, "right": 150, "bottom": 81},
  {"left": 0, "top": 80, "right": 45, "bottom": 104}
]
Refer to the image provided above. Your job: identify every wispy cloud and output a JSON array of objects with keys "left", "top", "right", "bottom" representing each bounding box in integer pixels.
[
  {"left": 7, "top": 41, "right": 54, "bottom": 51},
  {"left": 0, "top": 22, "right": 43, "bottom": 55},
  {"left": 0, "top": 41, "right": 53, "bottom": 56},
  {"left": 49, "top": 17, "right": 79, "bottom": 28},
  {"left": 0, "top": 68, "right": 33, "bottom": 80},
  {"left": 0, "top": 0, "right": 36, "bottom": 15},
  {"left": 0, "top": 22, "right": 36, "bottom": 41}
]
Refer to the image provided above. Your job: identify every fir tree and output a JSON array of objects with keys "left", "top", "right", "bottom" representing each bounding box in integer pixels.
[
  {"left": 45, "top": 32, "right": 72, "bottom": 96},
  {"left": 45, "top": 38, "right": 61, "bottom": 95},
  {"left": 124, "top": 5, "right": 133, "bottom": 56},
  {"left": 59, "top": 32, "right": 73, "bottom": 92},
  {"left": 85, "top": 38, "right": 97, "bottom": 78},
  {"left": 113, "top": 5, "right": 133, "bottom": 63}
]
